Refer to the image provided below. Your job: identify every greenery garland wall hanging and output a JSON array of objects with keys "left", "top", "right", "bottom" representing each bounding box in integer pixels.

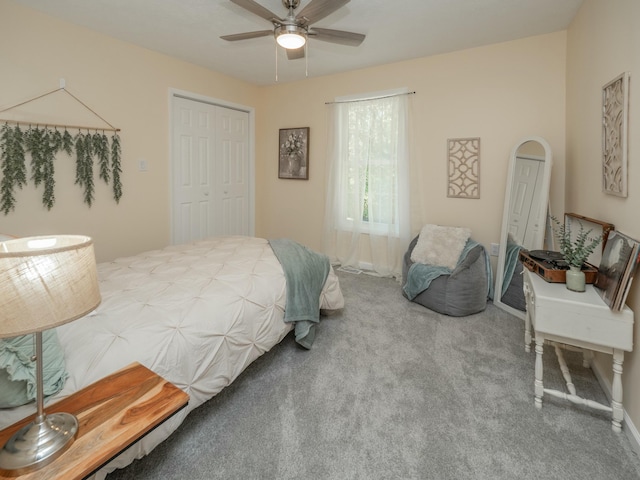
[{"left": 0, "top": 85, "right": 123, "bottom": 215}]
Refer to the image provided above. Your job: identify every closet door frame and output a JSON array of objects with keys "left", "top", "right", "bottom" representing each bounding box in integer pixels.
[{"left": 168, "top": 88, "right": 256, "bottom": 244}]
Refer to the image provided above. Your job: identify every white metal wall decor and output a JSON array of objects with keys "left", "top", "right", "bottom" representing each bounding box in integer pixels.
[
  {"left": 602, "top": 72, "right": 630, "bottom": 197},
  {"left": 447, "top": 137, "right": 480, "bottom": 199}
]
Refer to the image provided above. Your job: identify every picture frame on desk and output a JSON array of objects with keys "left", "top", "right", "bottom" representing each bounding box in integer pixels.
[
  {"left": 564, "top": 213, "right": 614, "bottom": 267},
  {"left": 614, "top": 241, "right": 640, "bottom": 310},
  {"left": 595, "top": 230, "right": 640, "bottom": 310}
]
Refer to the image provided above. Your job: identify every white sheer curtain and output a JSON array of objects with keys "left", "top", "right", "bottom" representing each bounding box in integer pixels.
[{"left": 322, "top": 89, "right": 411, "bottom": 280}]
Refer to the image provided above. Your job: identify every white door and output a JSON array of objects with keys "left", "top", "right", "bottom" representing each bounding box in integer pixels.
[
  {"left": 171, "top": 96, "right": 250, "bottom": 244},
  {"left": 523, "top": 162, "right": 545, "bottom": 248},
  {"left": 508, "top": 156, "right": 542, "bottom": 247},
  {"left": 215, "top": 107, "right": 249, "bottom": 236}
]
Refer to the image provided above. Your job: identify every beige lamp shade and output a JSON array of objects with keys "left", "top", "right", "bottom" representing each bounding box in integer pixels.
[{"left": 0, "top": 235, "right": 101, "bottom": 338}]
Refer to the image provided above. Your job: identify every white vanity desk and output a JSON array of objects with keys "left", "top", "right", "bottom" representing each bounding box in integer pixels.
[{"left": 523, "top": 269, "right": 634, "bottom": 432}]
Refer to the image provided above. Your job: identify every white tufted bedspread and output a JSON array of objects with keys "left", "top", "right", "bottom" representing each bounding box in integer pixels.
[{"left": 0, "top": 236, "right": 344, "bottom": 478}]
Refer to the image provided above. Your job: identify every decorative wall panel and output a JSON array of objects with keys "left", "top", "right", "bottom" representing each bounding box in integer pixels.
[
  {"left": 602, "top": 72, "right": 630, "bottom": 197},
  {"left": 447, "top": 137, "right": 480, "bottom": 199}
]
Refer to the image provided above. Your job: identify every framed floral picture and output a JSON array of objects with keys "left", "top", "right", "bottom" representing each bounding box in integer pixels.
[{"left": 278, "top": 127, "right": 309, "bottom": 180}]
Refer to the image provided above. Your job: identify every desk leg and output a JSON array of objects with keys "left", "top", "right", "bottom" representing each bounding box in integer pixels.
[
  {"left": 554, "top": 344, "right": 576, "bottom": 395},
  {"left": 523, "top": 282, "right": 532, "bottom": 353},
  {"left": 524, "top": 308, "right": 532, "bottom": 353},
  {"left": 534, "top": 336, "right": 544, "bottom": 409},
  {"left": 583, "top": 349, "right": 593, "bottom": 368},
  {"left": 611, "top": 349, "right": 624, "bottom": 433}
]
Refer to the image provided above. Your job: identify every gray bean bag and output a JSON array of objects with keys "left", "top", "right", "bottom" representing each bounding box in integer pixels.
[{"left": 402, "top": 235, "right": 489, "bottom": 316}]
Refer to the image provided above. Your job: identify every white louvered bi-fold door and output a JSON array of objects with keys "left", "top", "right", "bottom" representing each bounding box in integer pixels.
[{"left": 172, "top": 97, "right": 249, "bottom": 244}]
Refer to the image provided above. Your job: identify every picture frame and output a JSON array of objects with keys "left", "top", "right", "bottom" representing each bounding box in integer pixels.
[
  {"left": 602, "top": 72, "right": 630, "bottom": 197},
  {"left": 595, "top": 230, "right": 640, "bottom": 311},
  {"left": 278, "top": 127, "right": 309, "bottom": 180},
  {"left": 614, "top": 246, "right": 640, "bottom": 311},
  {"left": 564, "top": 212, "right": 614, "bottom": 267},
  {"left": 447, "top": 137, "right": 480, "bottom": 198}
]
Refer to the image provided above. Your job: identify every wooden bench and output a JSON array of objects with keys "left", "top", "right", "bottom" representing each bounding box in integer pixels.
[{"left": 0, "top": 362, "right": 189, "bottom": 479}]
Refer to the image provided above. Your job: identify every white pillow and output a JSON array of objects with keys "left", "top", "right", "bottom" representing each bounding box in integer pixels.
[{"left": 411, "top": 224, "right": 471, "bottom": 270}]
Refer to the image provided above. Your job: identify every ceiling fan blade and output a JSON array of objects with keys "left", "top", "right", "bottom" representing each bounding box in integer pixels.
[
  {"left": 309, "top": 27, "right": 365, "bottom": 46},
  {"left": 286, "top": 47, "right": 306, "bottom": 60},
  {"left": 230, "top": 0, "right": 281, "bottom": 23},
  {"left": 220, "top": 30, "right": 273, "bottom": 41},
  {"left": 296, "top": 0, "right": 350, "bottom": 26}
]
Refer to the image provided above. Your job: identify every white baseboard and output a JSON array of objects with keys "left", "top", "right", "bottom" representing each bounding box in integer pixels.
[
  {"left": 333, "top": 262, "right": 373, "bottom": 274},
  {"left": 358, "top": 261, "right": 374, "bottom": 271},
  {"left": 591, "top": 359, "right": 640, "bottom": 454}
]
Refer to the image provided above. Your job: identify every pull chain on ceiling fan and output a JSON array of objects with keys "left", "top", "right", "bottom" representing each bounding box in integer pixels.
[{"left": 221, "top": 0, "right": 365, "bottom": 61}]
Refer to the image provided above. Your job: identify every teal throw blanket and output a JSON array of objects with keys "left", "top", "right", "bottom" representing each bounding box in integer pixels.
[
  {"left": 403, "top": 240, "right": 493, "bottom": 300},
  {"left": 0, "top": 330, "right": 68, "bottom": 408},
  {"left": 501, "top": 240, "right": 523, "bottom": 297},
  {"left": 269, "top": 239, "right": 330, "bottom": 349}
]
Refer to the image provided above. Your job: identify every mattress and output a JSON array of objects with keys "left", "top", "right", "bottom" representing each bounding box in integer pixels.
[{"left": 0, "top": 236, "right": 344, "bottom": 478}]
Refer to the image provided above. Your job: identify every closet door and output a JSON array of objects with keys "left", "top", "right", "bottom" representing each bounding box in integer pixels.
[
  {"left": 171, "top": 96, "right": 250, "bottom": 244},
  {"left": 215, "top": 106, "right": 249, "bottom": 236}
]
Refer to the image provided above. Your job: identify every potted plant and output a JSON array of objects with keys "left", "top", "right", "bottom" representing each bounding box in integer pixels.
[{"left": 551, "top": 216, "right": 603, "bottom": 292}]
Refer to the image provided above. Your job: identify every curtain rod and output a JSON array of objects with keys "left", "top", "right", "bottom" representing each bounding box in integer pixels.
[{"left": 325, "top": 91, "right": 416, "bottom": 105}]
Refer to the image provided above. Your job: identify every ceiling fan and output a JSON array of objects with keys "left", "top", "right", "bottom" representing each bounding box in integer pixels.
[{"left": 221, "top": 0, "right": 365, "bottom": 60}]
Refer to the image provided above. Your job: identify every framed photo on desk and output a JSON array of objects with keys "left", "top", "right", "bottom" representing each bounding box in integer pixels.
[{"left": 595, "top": 230, "right": 640, "bottom": 310}]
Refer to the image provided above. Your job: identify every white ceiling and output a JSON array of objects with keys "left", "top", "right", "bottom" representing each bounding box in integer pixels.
[{"left": 13, "top": 0, "right": 583, "bottom": 86}]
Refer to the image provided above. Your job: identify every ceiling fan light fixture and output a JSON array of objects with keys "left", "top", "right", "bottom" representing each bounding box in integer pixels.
[{"left": 275, "top": 25, "right": 306, "bottom": 49}]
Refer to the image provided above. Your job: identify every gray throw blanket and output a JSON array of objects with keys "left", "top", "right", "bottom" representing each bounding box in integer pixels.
[{"left": 268, "top": 239, "right": 330, "bottom": 349}]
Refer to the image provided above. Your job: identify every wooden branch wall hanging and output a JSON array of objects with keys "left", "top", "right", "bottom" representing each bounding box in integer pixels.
[{"left": 0, "top": 86, "right": 122, "bottom": 214}]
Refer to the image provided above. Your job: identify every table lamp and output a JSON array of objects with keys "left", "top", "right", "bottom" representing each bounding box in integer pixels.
[{"left": 0, "top": 235, "right": 101, "bottom": 473}]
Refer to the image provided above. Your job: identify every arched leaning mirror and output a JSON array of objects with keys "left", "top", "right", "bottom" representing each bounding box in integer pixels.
[{"left": 494, "top": 136, "right": 552, "bottom": 319}]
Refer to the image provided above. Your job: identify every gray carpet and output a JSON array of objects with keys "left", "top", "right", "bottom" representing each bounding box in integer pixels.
[{"left": 107, "top": 271, "right": 640, "bottom": 479}]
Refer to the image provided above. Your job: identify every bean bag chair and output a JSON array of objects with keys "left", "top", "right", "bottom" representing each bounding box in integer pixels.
[{"left": 402, "top": 234, "right": 490, "bottom": 317}]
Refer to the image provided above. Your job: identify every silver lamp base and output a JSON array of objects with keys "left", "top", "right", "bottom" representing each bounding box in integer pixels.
[{"left": 0, "top": 412, "right": 78, "bottom": 474}]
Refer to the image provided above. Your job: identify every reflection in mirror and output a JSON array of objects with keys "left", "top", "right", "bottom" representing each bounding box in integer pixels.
[{"left": 494, "top": 137, "right": 552, "bottom": 319}]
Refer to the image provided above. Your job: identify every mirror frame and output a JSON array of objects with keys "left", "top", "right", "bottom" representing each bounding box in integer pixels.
[{"left": 494, "top": 136, "right": 553, "bottom": 319}]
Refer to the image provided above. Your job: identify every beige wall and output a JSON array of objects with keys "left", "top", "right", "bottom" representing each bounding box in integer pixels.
[
  {"left": 0, "top": 2, "right": 260, "bottom": 262},
  {"left": 566, "top": 0, "right": 640, "bottom": 440},
  {"left": 256, "top": 33, "right": 567, "bottom": 257},
  {"left": 2, "top": 3, "right": 567, "bottom": 266}
]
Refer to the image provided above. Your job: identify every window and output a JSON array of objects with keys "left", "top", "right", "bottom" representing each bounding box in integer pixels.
[
  {"left": 323, "top": 88, "right": 410, "bottom": 279},
  {"left": 334, "top": 90, "right": 407, "bottom": 236}
]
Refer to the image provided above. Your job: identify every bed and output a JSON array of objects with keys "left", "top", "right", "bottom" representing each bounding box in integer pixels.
[{"left": 0, "top": 235, "right": 344, "bottom": 479}]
